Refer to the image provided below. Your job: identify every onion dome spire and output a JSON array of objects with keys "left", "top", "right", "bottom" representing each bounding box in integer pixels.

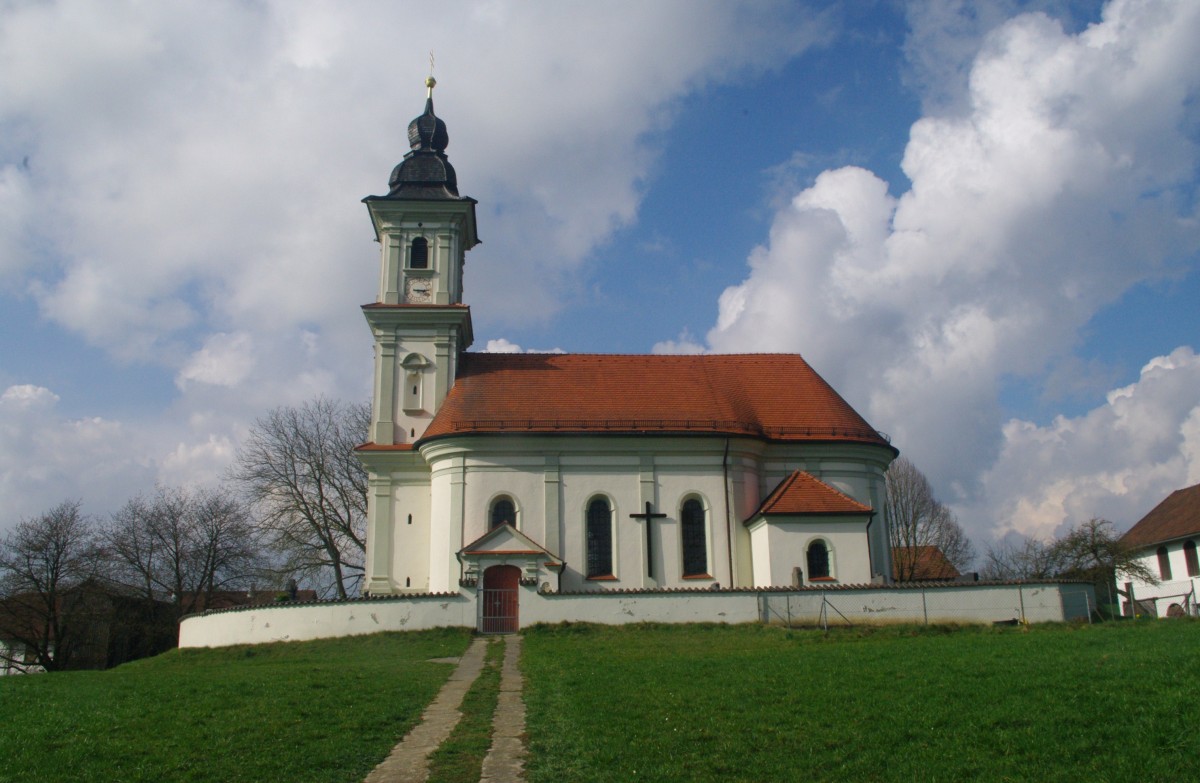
[
  {"left": 386, "top": 76, "right": 460, "bottom": 199},
  {"left": 408, "top": 77, "right": 449, "bottom": 153}
]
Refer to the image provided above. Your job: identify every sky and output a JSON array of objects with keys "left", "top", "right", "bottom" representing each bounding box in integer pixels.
[{"left": 1, "top": 0, "right": 1198, "bottom": 551}]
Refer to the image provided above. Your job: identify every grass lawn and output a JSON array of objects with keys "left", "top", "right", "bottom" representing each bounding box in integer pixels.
[
  {"left": 522, "top": 620, "right": 1200, "bottom": 783},
  {"left": 0, "top": 627, "right": 471, "bottom": 783}
]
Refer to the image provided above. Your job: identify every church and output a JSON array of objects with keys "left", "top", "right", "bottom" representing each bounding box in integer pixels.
[{"left": 355, "top": 79, "right": 899, "bottom": 610}]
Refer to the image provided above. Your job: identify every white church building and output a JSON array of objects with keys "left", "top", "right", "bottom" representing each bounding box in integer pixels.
[{"left": 355, "top": 79, "right": 897, "bottom": 610}]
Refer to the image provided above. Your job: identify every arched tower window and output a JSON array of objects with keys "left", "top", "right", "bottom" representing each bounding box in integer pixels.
[
  {"left": 807, "top": 540, "right": 831, "bottom": 580},
  {"left": 586, "top": 497, "right": 613, "bottom": 578},
  {"left": 680, "top": 498, "right": 708, "bottom": 577},
  {"left": 490, "top": 496, "right": 516, "bottom": 530},
  {"left": 1185, "top": 540, "right": 1199, "bottom": 578},
  {"left": 409, "top": 237, "right": 429, "bottom": 269},
  {"left": 1157, "top": 546, "right": 1173, "bottom": 581}
]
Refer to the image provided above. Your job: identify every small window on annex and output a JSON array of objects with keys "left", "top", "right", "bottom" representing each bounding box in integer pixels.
[
  {"left": 680, "top": 498, "right": 708, "bottom": 577},
  {"left": 409, "top": 237, "right": 429, "bottom": 269},
  {"left": 1157, "top": 546, "right": 1173, "bottom": 581},
  {"left": 806, "top": 539, "right": 831, "bottom": 580},
  {"left": 490, "top": 496, "right": 516, "bottom": 530},
  {"left": 586, "top": 497, "right": 613, "bottom": 578},
  {"left": 1185, "top": 541, "right": 1199, "bottom": 578}
]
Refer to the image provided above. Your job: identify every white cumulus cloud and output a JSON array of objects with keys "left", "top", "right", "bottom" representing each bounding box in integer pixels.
[
  {"left": 0, "top": 0, "right": 830, "bottom": 530},
  {"left": 177, "top": 332, "right": 256, "bottom": 389},
  {"left": 971, "top": 346, "right": 1200, "bottom": 540},
  {"left": 0, "top": 384, "right": 154, "bottom": 522},
  {"left": 705, "top": 0, "right": 1200, "bottom": 538}
]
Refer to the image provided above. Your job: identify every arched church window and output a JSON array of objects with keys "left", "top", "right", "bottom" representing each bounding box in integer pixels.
[
  {"left": 1157, "top": 546, "right": 1173, "bottom": 581},
  {"left": 680, "top": 498, "right": 708, "bottom": 577},
  {"left": 491, "top": 496, "right": 516, "bottom": 530},
  {"left": 586, "top": 497, "right": 613, "bottom": 578},
  {"left": 807, "top": 540, "right": 831, "bottom": 580},
  {"left": 1185, "top": 541, "right": 1199, "bottom": 578},
  {"left": 409, "top": 237, "right": 429, "bottom": 269}
]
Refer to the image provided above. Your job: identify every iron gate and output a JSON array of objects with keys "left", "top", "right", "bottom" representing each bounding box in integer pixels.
[{"left": 480, "top": 588, "right": 519, "bottom": 634}]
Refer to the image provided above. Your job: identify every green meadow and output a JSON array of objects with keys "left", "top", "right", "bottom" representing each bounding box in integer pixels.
[
  {"left": 2, "top": 621, "right": 1198, "bottom": 783},
  {"left": 521, "top": 621, "right": 1200, "bottom": 783},
  {"left": 0, "top": 628, "right": 471, "bottom": 783}
]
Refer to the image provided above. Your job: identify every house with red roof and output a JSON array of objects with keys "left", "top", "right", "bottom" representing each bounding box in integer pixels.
[
  {"left": 353, "top": 81, "right": 897, "bottom": 626},
  {"left": 1116, "top": 482, "right": 1200, "bottom": 617},
  {"left": 891, "top": 545, "right": 961, "bottom": 582}
]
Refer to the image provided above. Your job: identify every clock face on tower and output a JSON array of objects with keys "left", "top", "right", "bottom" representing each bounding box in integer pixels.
[{"left": 405, "top": 278, "right": 433, "bottom": 304}]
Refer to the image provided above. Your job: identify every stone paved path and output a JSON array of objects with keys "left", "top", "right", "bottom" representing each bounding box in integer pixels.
[
  {"left": 362, "top": 634, "right": 529, "bottom": 783},
  {"left": 363, "top": 636, "right": 489, "bottom": 783},
  {"left": 479, "top": 635, "right": 527, "bottom": 782}
]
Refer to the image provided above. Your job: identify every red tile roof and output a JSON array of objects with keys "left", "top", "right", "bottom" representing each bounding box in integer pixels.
[
  {"left": 1122, "top": 483, "right": 1200, "bottom": 548},
  {"left": 750, "top": 470, "right": 874, "bottom": 518},
  {"left": 892, "top": 545, "right": 960, "bottom": 581},
  {"left": 421, "top": 353, "right": 892, "bottom": 447}
]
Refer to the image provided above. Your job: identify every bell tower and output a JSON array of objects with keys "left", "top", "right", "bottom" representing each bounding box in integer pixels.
[
  {"left": 361, "top": 77, "right": 479, "bottom": 446},
  {"left": 360, "top": 78, "right": 479, "bottom": 596}
]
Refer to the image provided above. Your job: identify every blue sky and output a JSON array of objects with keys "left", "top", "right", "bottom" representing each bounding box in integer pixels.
[{"left": 2, "top": 0, "right": 1198, "bottom": 548}]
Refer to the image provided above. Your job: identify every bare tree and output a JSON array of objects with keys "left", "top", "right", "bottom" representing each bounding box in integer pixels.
[
  {"left": 231, "top": 398, "right": 369, "bottom": 598},
  {"left": 0, "top": 501, "right": 98, "bottom": 671},
  {"left": 980, "top": 535, "right": 1060, "bottom": 580},
  {"left": 102, "top": 486, "right": 263, "bottom": 619},
  {"left": 886, "top": 457, "right": 976, "bottom": 580},
  {"left": 981, "top": 519, "right": 1154, "bottom": 607}
]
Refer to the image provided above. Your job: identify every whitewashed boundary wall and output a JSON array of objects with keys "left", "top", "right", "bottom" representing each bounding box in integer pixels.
[
  {"left": 758, "top": 582, "right": 1095, "bottom": 626},
  {"left": 178, "top": 593, "right": 473, "bottom": 648},
  {"left": 179, "top": 582, "right": 1095, "bottom": 648}
]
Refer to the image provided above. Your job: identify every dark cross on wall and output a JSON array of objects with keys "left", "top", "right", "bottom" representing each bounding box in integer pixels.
[{"left": 630, "top": 501, "right": 667, "bottom": 580}]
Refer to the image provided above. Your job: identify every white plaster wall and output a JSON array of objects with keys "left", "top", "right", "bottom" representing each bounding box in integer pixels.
[
  {"left": 749, "top": 523, "right": 772, "bottom": 587},
  {"left": 392, "top": 481, "right": 432, "bottom": 592},
  {"left": 460, "top": 457, "right": 546, "bottom": 546},
  {"left": 428, "top": 464, "right": 457, "bottom": 593},
  {"left": 178, "top": 596, "right": 475, "bottom": 648},
  {"left": 760, "top": 583, "right": 1093, "bottom": 624},
  {"left": 519, "top": 590, "right": 761, "bottom": 626},
  {"left": 761, "top": 518, "right": 872, "bottom": 586},
  {"left": 729, "top": 457, "right": 762, "bottom": 587},
  {"left": 179, "top": 582, "right": 1095, "bottom": 648}
]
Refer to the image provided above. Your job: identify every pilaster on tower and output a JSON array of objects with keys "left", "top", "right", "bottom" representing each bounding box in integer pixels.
[{"left": 362, "top": 77, "right": 480, "bottom": 446}]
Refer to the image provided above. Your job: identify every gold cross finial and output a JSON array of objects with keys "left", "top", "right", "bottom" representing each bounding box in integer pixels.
[{"left": 426, "top": 51, "right": 436, "bottom": 96}]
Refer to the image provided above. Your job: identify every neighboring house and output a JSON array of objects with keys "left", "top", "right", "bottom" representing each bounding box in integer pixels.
[
  {"left": 892, "top": 546, "right": 960, "bottom": 582},
  {"left": 0, "top": 581, "right": 176, "bottom": 672},
  {"left": 1117, "top": 482, "right": 1200, "bottom": 617},
  {"left": 353, "top": 79, "right": 897, "bottom": 627},
  {"left": 0, "top": 639, "right": 42, "bottom": 675}
]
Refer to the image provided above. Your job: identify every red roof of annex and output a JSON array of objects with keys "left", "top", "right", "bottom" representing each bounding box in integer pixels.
[
  {"left": 418, "top": 353, "right": 892, "bottom": 448},
  {"left": 751, "top": 470, "right": 874, "bottom": 518}
]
